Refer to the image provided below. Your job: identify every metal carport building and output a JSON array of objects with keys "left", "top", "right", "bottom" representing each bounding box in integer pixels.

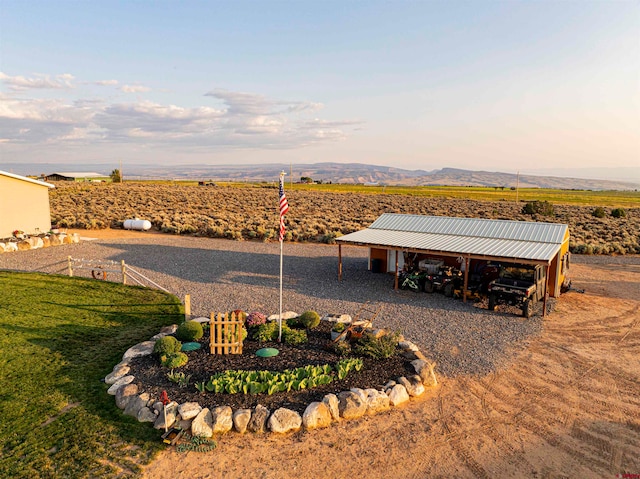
[{"left": 336, "top": 213, "right": 571, "bottom": 315}]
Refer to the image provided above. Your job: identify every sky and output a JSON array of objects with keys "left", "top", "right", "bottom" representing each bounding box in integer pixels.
[{"left": 0, "top": 0, "right": 638, "bottom": 177}]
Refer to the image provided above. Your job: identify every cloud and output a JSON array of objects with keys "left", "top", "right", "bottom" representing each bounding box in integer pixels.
[
  {"left": 0, "top": 72, "right": 75, "bottom": 90},
  {"left": 0, "top": 73, "right": 360, "bottom": 152},
  {"left": 120, "top": 84, "right": 151, "bottom": 93},
  {"left": 93, "top": 79, "right": 119, "bottom": 86}
]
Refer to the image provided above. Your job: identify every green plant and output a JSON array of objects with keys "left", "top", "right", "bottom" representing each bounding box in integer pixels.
[
  {"left": 254, "top": 321, "right": 278, "bottom": 342},
  {"left": 161, "top": 352, "right": 189, "bottom": 368},
  {"left": 285, "top": 316, "right": 301, "bottom": 328},
  {"left": 282, "top": 327, "right": 308, "bottom": 346},
  {"left": 521, "top": 200, "right": 555, "bottom": 216},
  {"left": 611, "top": 208, "right": 626, "bottom": 218},
  {"left": 226, "top": 326, "right": 248, "bottom": 343},
  {"left": 354, "top": 332, "right": 400, "bottom": 359},
  {"left": 299, "top": 310, "right": 320, "bottom": 330},
  {"left": 332, "top": 340, "right": 352, "bottom": 357},
  {"left": 167, "top": 369, "right": 192, "bottom": 388},
  {"left": 592, "top": 207, "right": 606, "bottom": 218},
  {"left": 175, "top": 321, "right": 203, "bottom": 342},
  {"left": 336, "top": 358, "right": 363, "bottom": 380},
  {"left": 176, "top": 433, "right": 217, "bottom": 453},
  {"left": 332, "top": 322, "right": 346, "bottom": 333},
  {"left": 154, "top": 335, "right": 182, "bottom": 355}
]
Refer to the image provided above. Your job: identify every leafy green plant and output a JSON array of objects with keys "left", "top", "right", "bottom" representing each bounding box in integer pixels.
[
  {"left": 175, "top": 321, "right": 204, "bottom": 342},
  {"left": 286, "top": 316, "right": 301, "bottom": 328},
  {"left": 299, "top": 310, "right": 320, "bottom": 329},
  {"left": 336, "top": 358, "right": 363, "bottom": 380},
  {"left": 332, "top": 340, "right": 352, "bottom": 357},
  {"left": 354, "top": 332, "right": 400, "bottom": 359},
  {"left": 611, "top": 208, "right": 626, "bottom": 218},
  {"left": 154, "top": 335, "right": 182, "bottom": 355},
  {"left": 592, "top": 207, "right": 606, "bottom": 218},
  {"left": 167, "top": 369, "right": 192, "bottom": 388},
  {"left": 161, "top": 352, "right": 188, "bottom": 368},
  {"left": 332, "top": 322, "right": 346, "bottom": 333},
  {"left": 254, "top": 321, "right": 278, "bottom": 342},
  {"left": 282, "top": 327, "right": 307, "bottom": 346}
]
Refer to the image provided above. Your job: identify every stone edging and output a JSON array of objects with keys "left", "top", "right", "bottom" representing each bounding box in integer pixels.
[
  {"left": 104, "top": 317, "right": 439, "bottom": 436},
  {"left": 0, "top": 232, "right": 80, "bottom": 253}
]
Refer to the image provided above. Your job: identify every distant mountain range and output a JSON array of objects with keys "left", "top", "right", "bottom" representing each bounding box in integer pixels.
[{"left": 2, "top": 162, "right": 638, "bottom": 190}]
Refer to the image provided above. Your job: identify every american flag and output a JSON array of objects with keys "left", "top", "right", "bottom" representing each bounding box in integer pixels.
[{"left": 279, "top": 174, "right": 289, "bottom": 241}]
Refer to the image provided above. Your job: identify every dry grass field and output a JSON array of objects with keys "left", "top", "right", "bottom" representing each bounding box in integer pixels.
[{"left": 50, "top": 183, "right": 639, "bottom": 254}]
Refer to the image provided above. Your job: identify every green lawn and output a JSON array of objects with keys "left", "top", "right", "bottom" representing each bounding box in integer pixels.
[{"left": 0, "top": 272, "right": 183, "bottom": 478}]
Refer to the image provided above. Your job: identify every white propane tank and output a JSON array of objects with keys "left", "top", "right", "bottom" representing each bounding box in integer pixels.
[{"left": 123, "top": 219, "right": 152, "bottom": 231}]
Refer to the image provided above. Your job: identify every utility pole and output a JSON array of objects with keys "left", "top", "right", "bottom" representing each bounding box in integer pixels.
[{"left": 119, "top": 159, "right": 123, "bottom": 183}]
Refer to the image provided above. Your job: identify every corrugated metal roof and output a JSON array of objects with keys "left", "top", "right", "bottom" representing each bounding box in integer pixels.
[
  {"left": 337, "top": 214, "right": 569, "bottom": 262},
  {"left": 370, "top": 213, "right": 567, "bottom": 244},
  {"left": 0, "top": 170, "right": 55, "bottom": 188},
  {"left": 51, "top": 172, "right": 105, "bottom": 178}
]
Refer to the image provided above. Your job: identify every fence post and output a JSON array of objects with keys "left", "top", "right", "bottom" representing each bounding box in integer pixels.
[
  {"left": 184, "top": 294, "right": 191, "bottom": 320},
  {"left": 68, "top": 256, "right": 73, "bottom": 277},
  {"left": 121, "top": 260, "right": 126, "bottom": 284}
]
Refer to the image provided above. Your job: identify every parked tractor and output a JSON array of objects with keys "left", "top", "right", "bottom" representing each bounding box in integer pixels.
[{"left": 487, "top": 264, "right": 546, "bottom": 318}]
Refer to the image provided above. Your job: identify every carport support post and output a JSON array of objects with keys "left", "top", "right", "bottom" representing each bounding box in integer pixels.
[
  {"left": 462, "top": 255, "right": 470, "bottom": 303},
  {"left": 542, "top": 264, "right": 549, "bottom": 318},
  {"left": 394, "top": 250, "right": 399, "bottom": 290},
  {"left": 338, "top": 244, "right": 343, "bottom": 281}
]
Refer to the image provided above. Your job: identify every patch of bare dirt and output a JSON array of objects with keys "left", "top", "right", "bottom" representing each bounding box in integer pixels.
[{"left": 141, "top": 261, "right": 640, "bottom": 479}]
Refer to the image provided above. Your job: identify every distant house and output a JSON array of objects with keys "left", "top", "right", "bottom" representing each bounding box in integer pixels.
[
  {"left": 0, "top": 170, "right": 55, "bottom": 238},
  {"left": 45, "top": 172, "right": 108, "bottom": 182}
]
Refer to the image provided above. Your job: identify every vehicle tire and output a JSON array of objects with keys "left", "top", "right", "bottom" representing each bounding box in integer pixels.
[
  {"left": 424, "top": 281, "right": 434, "bottom": 293},
  {"left": 488, "top": 294, "right": 497, "bottom": 311},
  {"left": 444, "top": 283, "right": 454, "bottom": 297},
  {"left": 522, "top": 299, "right": 534, "bottom": 318}
]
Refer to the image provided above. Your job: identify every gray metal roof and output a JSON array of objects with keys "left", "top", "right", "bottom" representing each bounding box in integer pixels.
[{"left": 337, "top": 213, "right": 569, "bottom": 262}]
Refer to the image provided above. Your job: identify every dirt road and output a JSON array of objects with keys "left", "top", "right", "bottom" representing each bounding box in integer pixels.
[{"left": 141, "top": 260, "right": 640, "bottom": 479}]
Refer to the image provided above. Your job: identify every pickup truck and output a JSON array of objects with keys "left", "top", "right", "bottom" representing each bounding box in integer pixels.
[{"left": 487, "top": 264, "right": 546, "bottom": 318}]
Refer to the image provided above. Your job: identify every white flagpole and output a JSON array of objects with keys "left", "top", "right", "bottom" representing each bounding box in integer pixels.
[{"left": 279, "top": 236, "right": 283, "bottom": 342}]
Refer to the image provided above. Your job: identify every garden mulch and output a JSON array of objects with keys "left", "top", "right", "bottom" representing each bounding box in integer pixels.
[{"left": 129, "top": 321, "right": 412, "bottom": 414}]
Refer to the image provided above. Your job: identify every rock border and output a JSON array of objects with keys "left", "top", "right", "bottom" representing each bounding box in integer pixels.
[
  {"left": 0, "top": 232, "right": 80, "bottom": 253},
  {"left": 104, "top": 317, "right": 439, "bottom": 437}
]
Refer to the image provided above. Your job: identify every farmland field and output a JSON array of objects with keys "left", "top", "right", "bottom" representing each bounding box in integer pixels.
[{"left": 50, "top": 182, "right": 640, "bottom": 254}]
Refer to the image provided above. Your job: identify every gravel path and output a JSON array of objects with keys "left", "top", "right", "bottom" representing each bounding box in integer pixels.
[{"left": 1, "top": 235, "right": 549, "bottom": 376}]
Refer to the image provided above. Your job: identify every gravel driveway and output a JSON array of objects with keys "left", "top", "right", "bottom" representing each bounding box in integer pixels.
[{"left": 1, "top": 235, "right": 546, "bottom": 376}]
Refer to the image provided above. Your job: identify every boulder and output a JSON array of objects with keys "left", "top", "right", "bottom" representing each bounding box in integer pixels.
[
  {"left": 268, "top": 408, "right": 302, "bottom": 434},
  {"left": 105, "top": 364, "right": 131, "bottom": 385},
  {"left": 191, "top": 317, "right": 210, "bottom": 324},
  {"left": 137, "top": 407, "right": 157, "bottom": 423},
  {"left": 267, "top": 311, "right": 298, "bottom": 321},
  {"left": 398, "top": 340, "right": 419, "bottom": 352},
  {"left": 28, "top": 237, "right": 44, "bottom": 249},
  {"left": 410, "top": 359, "right": 438, "bottom": 386},
  {"left": 115, "top": 383, "right": 139, "bottom": 409},
  {"left": 211, "top": 406, "right": 233, "bottom": 434},
  {"left": 338, "top": 391, "right": 367, "bottom": 419},
  {"left": 321, "top": 313, "right": 352, "bottom": 324},
  {"left": 107, "top": 375, "right": 135, "bottom": 394},
  {"left": 387, "top": 384, "right": 410, "bottom": 406},
  {"left": 150, "top": 324, "right": 178, "bottom": 340},
  {"left": 322, "top": 393, "right": 340, "bottom": 421},
  {"left": 191, "top": 408, "right": 213, "bottom": 437},
  {"left": 17, "top": 240, "right": 31, "bottom": 251},
  {"left": 154, "top": 401, "right": 178, "bottom": 430},
  {"left": 122, "top": 341, "right": 156, "bottom": 361},
  {"left": 302, "top": 402, "right": 332, "bottom": 430},
  {"left": 176, "top": 418, "right": 193, "bottom": 431},
  {"left": 42, "top": 237, "right": 51, "bottom": 248},
  {"left": 398, "top": 375, "right": 425, "bottom": 397},
  {"left": 50, "top": 235, "right": 62, "bottom": 246},
  {"left": 365, "top": 389, "right": 390, "bottom": 414},
  {"left": 233, "top": 409, "right": 252, "bottom": 433},
  {"left": 63, "top": 234, "right": 73, "bottom": 244},
  {"left": 247, "top": 404, "right": 269, "bottom": 433},
  {"left": 6, "top": 242, "right": 18, "bottom": 252},
  {"left": 350, "top": 388, "right": 367, "bottom": 404},
  {"left": 178, "top": 402, "right": 202, "bottom": 420},
  {"left": 0, "top": 243, "right": 5, "bottom": 253},
  {"left": 124, "top": 393, "right": 149, "bottom": 418},
  {"left": 71, "top": 233, "right": 80, "bottom": 244}
]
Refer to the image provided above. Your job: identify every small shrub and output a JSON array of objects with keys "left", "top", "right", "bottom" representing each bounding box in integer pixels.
[
  {"left": 154, "top": 336, "right": 182, "bottom": 355},
  {"left": 332, "top": 322, "right": 346, "bottom": 333},
  {"left": 161, "top": 352, "right": 189, "bottom": 368},
  {"left": 175, "top": 321, "right": 204, "bottom": 342},
  {"left": 246, "top": 311, "right": 267, "bottom": 328},
  {"left": 592, "top": 207, "right": 606, "bottom": 218},
  {"left": 167, "top": 369, "right": 192, "bottom": 388},
  {"left": 354, "top": 332, "right": 400, "bottom": 359},
  {"left": 332, "top": 341, "right": 352, "bottom": 357},
  {"left": 521, "top": 200, "right": 555, "bottom": 216},
  {"left": 611, "top": 208, "right": 626, "bottom": 218},
  {"left": 230, "top": 310, "right": 248, "bottom": 322},
  {"left": 299, "top": 310, "right": 321, "bottom": 330},
  {"left": 254, "top": 321, "right": 278, "bottom": 342},
  {"left": 286, "top": 316, "right": 301, "bottom": 328},
  {"left": 282, "top": 328, "right": 308, "bottom": 346}
]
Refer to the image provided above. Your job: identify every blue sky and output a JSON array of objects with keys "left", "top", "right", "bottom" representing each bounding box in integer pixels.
[{"left": 0, "top": 1, "right": 638, "bottom": 176}]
